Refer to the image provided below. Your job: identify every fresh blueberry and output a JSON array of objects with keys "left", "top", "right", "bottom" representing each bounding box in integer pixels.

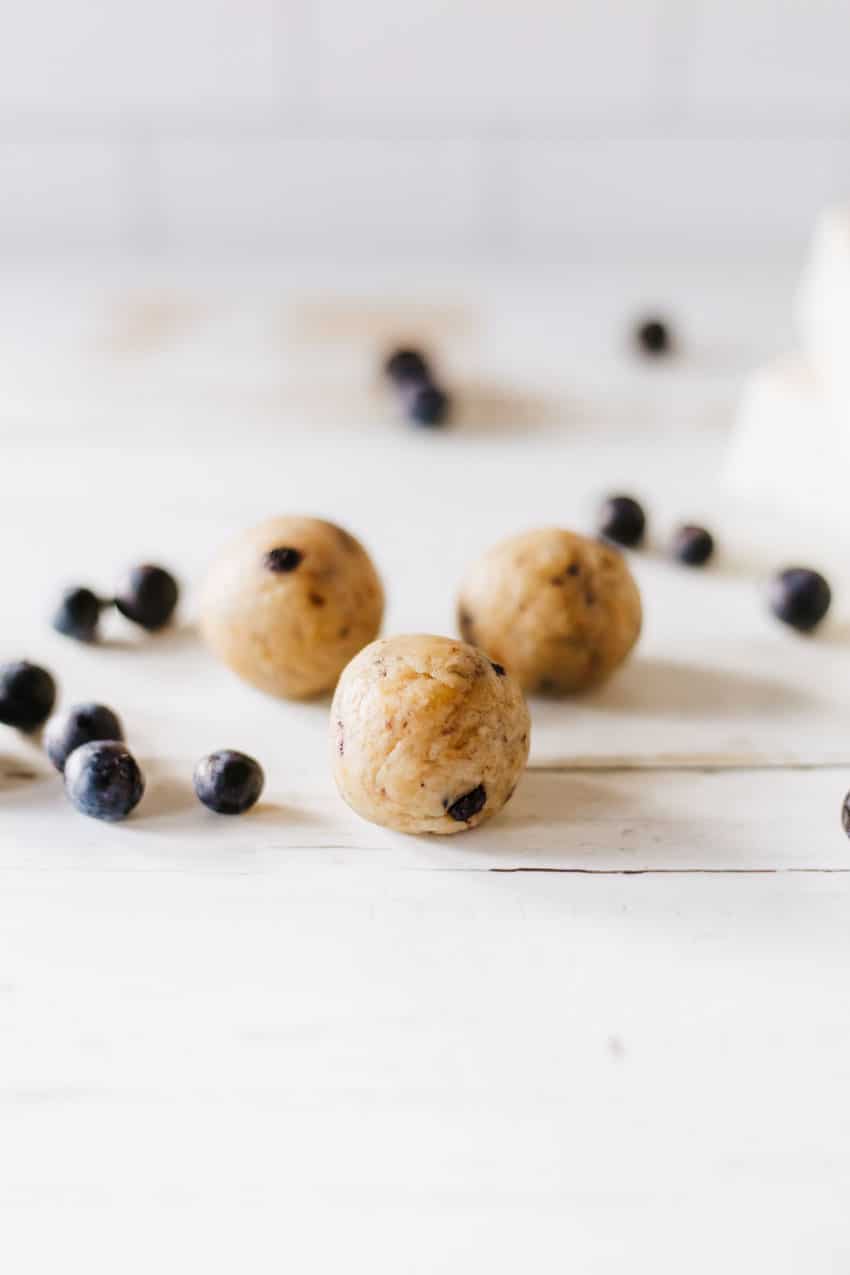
[
  {"left": 769, "top": 567, "right": 831, "bottom": 633},
  {"left": 842, "top": 791, "right": 850, "bottom": 840},
  {"left": 446, "top": 783, "right": 487, "bottom": 823},
  {"left": 672, "top": 524, "right": 715, "bottom": 567},
  {"left": 64, "top": 741, "right": 145, "bottom": 821},
  {"left": 405, "top": 382, "right": 450, "bottom": 427},
  {"left": 635, "top": 317, "right": 672, "bottom": 356},
  {"left": 384, "top": 347, "right": 431, "bottom": 387},
  {"left": 193, "top": 750, "right": 265, "bottom": 815},
  {"left": 0, "top": 661, "right": 57, "bottom": 732},
  {"left": 44, "top": 702, "right": 124, "bottom": 773},
  {"left": 598, "top": 495, "right": 646, "bottom": 548},
  {"left": 264, "top": 546, "right": 303, "bottom": 573},
  {"left": 52, "top": 586, "right": 104, "bottom": 642},
  {"left": 115, "top": 564, "right": 179, "bottom": 631}
]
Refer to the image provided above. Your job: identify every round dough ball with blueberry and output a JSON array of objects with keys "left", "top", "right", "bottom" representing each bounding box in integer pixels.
[
  {"left": 457, "top": 528, "right": 642, "bottom": 695},
  {"left": 200, "top": 516, "right": 384, "bottom": 700},
  {"left": 331, "top": 634, "right": 530, "bottom": 836}
]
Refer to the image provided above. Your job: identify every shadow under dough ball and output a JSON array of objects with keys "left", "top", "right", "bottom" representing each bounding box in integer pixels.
[
  {"left": 457, "top": 527, "right": 642, "bottom": 695},
  {"left": 331, "top": 634, "right": 530, "bottom": 835},
  {"left": 199, "top": 516, "right": 385, "bottom": 699}
]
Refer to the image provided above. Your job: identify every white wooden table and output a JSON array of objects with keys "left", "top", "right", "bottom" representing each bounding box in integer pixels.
[{"left": 2, "top": 263, "right": 849, "bottom": 1272}]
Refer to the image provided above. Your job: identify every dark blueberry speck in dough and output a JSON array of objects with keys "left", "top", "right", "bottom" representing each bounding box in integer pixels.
[
  {"left": 769, "top": 567, "right": 831, "bottom": 632},
  {"left": 447, "top": 784, "right": 487, "bottom": 822},
  {"left": 490, "top": 661, "right": 506, "bottom": 677},
  {"left": 264, "top": 546, "right": 303, "bottom": 573},
  {"left": 0, "top": 661, "right": 57, "bottom": 731},
  {"left": 598, "top": 495, "right": 646, "bottom": 548}
]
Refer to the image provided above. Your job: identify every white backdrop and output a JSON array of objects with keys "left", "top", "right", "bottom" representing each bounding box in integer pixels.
[{"left": 0, "top": 0, "right": 848, "bottom": 262}]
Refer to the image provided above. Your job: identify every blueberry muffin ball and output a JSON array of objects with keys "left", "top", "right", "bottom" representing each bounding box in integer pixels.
[
  {"left": 200, "top": 516, "right": 384, "bottom": 699},
  {"left": 331, "top": 634, "right": 530, "bottom": 835},
  {"left": 457, "top": 528, "right": 642, "bottom": 695}
]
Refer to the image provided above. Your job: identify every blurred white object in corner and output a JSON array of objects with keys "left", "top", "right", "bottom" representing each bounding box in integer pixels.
[
  {"left": 727, "top": 354, "right": 848, "bottom": 533},
  {"left": 727, "top": 201, "right": 850, "bottom": 531},
  {"left": 796, "top": 204, "right": 850, "bottom": 415}
]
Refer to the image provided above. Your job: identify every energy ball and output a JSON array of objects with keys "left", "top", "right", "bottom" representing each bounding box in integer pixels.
[
  {"left": 458, "top": 528, "right": 642, "bottom": 695},
  {"left": 331, "top": 634, "right": 530, "bottom": 836},
  {"left": 200, "top": 516, "right": 384, "bottom": 699}
]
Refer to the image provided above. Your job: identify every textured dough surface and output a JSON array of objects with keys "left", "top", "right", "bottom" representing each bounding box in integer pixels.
[
  {"left": 200, "top": 516, "right": 384, "bottom": 699},
  {"left": 458, "top": 528, "right": 641, "bottom": 694},
  {"left": 331, "top": 634, "right": 530, "bottom": 835}
]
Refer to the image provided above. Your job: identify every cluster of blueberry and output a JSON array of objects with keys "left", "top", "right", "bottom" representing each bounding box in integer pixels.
[
  {"left": 52, "top": 564, "right": 179, "bottom": 643},
  {"left": 381, "top": 317, "right": 672, "bottom": 433},
  {"left": 598, "top": 494, "right": 832, "bottom": 633},
  {"left": 0, "top": 663, "right": 265, "bottom": 823},
  {"left": 383, "top": 348, "right": 451, "bottom": 427},
  {"left": 2, "top": 562, "right": 266, "bottom": 822}
]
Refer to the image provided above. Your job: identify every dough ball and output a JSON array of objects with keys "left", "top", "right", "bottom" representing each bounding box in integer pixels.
[
  {"left": 200, "top": 516, "right": 384, "bottom": 699},
  {"left": 331, "top": 634, "right": 530, "bottom": 835},
  {"left": 458, "top": 528, "right": 641, "bottom": 694}
]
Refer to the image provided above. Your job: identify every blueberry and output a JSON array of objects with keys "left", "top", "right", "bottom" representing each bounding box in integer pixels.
[
  {"left": 405, "top": 382, "right": 450, "bottom": 427},
  {"left": 44, "top": 702, "right": 124, "bottom": 773},
  {"left": 64, "top": 741, "right": 145, "bottom": 821},
  {"left": 193, "top": 750, "right": 264, "bottom": 815},
  {"left": 598, "top": 495, "right": 646, "bottom": 548},
  {"left": 672, "top": 524, "right": 715, "bottom": 567},
  {"left": 842, "top": 791, "right": 850, "bottom": 840},
  {"left": 52, "top": 586, "right": 104, "bottom": 642},
  {"left": 635, "top": 317, "right": 672, "bottom": 356},
  {"left": 446, "top": 783, "right": 487, "bottom": 823},
  {"left": 490, "top": 661, "right": 506, "bottom": 677},
  {"left": 769, "top": 567, "right": 831, "bottom": 633},
  {"left": 384, "top": 347, "right": 431, "bottom": 387},
  {"left": 0, "top": 661, "right": 57, "bottom": 732},
  {"left": 264, "top": 546, "right": 303, "bottom": 573},
  {"left": 115, "top": 564, "right": 178, "bottom": 631}
]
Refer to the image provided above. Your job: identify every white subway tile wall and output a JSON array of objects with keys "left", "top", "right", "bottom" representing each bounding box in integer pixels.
[
  {"left": 0, "top": 0, "right": 846, "bottom": 261},
  {"left": 154, "top": 137, "right": 486, "bottom": 258},
  {"left": 0, "top": 0, "right": 291, "bottom": 115},
  {"left": 0, "top": 141, "right": 130, "bottom": 255},
  {"left": 314, "top": 0, "right": 669, "bottom": 125}
]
